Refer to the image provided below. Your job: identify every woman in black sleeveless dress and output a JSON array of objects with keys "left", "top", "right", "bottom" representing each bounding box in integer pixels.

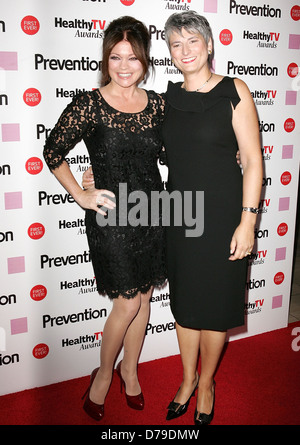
[{"left": 163, "top": 12, "right": 263, "bottom": 425}]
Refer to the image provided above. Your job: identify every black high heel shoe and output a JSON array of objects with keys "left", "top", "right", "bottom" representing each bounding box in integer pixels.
[
  {"left": 82, "top": 368, "right": 104, "bottom": 421},
  {"left": 194, "top": 381, "right": 215, "bottom": 426},
  {"left": 166, "top": 376, "right": 199, "bottom": 421},
  {"left": 116, "top": 361, "right": 144, "bottom": 410}
]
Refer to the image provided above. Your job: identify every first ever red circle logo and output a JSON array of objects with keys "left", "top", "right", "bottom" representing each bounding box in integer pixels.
[
  {"left": 28, "top": 223, "right": 45, "bottom": 240},
  {"left": 284, "top": 118, "right": 295, "bottom": 132},
  {"left": 280, "top": 171, "right": 292, "bottom": 186},
  {"left": 23, "top": 88, "right": 41, "bottom": 106},
  {"left": 287, "top": 63, "right": 299, "bottom": 78},
  {"left": 291, "top": 5, "right": 300, "bottom": 20},
  {"left": 26, "top": 157, "right": 43, "bottom": 175},
  {"left": 277, "top": 223, "right": 288, "bottom": 236},
  {"left": 30, "top": 285, "right": 47, "bottom": 301},
  {"left": 33, "top": 344, "right": 49, "bottom": 359},
  {"left": 219, "top": 29, "right": 233, "bottom": 45},
  {"left": 21, "top": 16, "right": 40, "bottom": 35},
  {"left": 274, "top": 272, "right": 284, "bottom": 285}
]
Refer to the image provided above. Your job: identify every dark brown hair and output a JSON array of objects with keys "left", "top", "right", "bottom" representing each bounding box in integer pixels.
[{"left": 101, "top": 16, "right": 150, "bottom": 86}]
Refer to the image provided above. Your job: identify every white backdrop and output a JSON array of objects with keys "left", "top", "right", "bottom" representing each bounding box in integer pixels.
[{"left": 0, "top": 0, "right": 299, "bottom": 396}]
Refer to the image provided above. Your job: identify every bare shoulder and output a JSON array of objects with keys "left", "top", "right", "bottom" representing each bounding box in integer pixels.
[
  {"left": 232, "top": 78, "right": 257, "bottom": 116},
  {"left": 233, "top": 77, "right": 252, "bottom": 100},
  {"left": 211, "top": 73, "right": 224, "bottom": 88},
  {"left": 213, "top": 73, "right": 224, "bottom": 82}
]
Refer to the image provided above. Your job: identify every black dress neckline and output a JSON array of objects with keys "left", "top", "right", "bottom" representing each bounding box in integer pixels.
[
  {"left": 166, "top": 76, "right": 240, "bottom": 112},
  {"left": 94, "top": 88, "right": 150, "bottom": 115},
  {"left": 180, "top": 76, "right": 227, "bottom": 95}
]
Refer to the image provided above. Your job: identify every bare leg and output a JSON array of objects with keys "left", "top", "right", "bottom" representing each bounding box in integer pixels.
[
  {"left": 196, "top": 329, "right": 226, "bottom": 415},
  {"left": 89, "top": 293, "right": 142, "bottom": 404},
  {"left": 172, "top": 322, "right": 200, "bottom": 404},
  {"left": 121, "top": 287, "right": 153, "bottom": 396}
]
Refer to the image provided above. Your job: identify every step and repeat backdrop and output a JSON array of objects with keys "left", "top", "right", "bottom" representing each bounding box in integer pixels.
[{"left": 0, "top": 0, "right": 299, "bottom": 395}]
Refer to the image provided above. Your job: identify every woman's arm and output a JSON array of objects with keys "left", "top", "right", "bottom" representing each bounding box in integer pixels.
[
  {"left": 43, "top": 93, "right": 115, "bottom": 215},
  {"left": 229, "top": 78, "right": 263, "bottom": 261},
  {"left": 51, "top": 161, "right": 115, "bottom": 216}
]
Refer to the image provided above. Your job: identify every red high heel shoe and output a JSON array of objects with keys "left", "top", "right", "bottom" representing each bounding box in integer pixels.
[
  {"left": 82, "top": 367, "right": 104, "bottom": 421},
  {"left": 116, "top": 361, "right": 144, "bottom": 410}
]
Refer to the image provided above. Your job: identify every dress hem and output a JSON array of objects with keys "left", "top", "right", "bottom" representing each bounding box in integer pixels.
[
  {"left": 173, "top": 316, "right": 245, "bottom": 332},
  {"left": 97, "top": 277, "right": 168, "bottom": 299}
]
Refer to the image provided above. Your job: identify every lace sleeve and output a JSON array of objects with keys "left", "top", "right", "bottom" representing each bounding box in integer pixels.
[
  {"left": 156, "top": 92, "right": 166, "bottom": 123},
  {"left": 43, "top": 92, "right": 92, "bottom": 170}
]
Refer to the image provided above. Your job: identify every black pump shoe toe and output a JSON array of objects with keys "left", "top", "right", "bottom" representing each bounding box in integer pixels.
[
  {"left": 194, "top": 381, "right": 215, "bottom": 426},
  {"left": 166, "top": 377, "right": 199, "bottom": 421}
]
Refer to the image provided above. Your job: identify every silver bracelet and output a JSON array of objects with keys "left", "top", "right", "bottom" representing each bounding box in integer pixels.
[{"left": 242, "top": 207, "right": 259, "bottom": 214}]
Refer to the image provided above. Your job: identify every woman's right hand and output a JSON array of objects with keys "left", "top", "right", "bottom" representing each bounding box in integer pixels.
[
  {"left": 49, "top": 161, "right": 114, "bottom": 216},
  {"left": 77, "top": 187, "right": 116, "bottom": 216},
  {"left": 80, "top": 166, "right": 115, "bottom": 215},
  {"left": 82, "top": 166, "right": 95, "bottom": 190}
]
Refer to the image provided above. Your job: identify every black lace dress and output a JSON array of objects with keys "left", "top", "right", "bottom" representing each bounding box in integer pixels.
[{"left": 43, "top": 89, "right": 167, "bottom": 299}]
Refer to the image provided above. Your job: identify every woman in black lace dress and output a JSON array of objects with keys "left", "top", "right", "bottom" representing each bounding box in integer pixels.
[{"left": 43, "top": 17, "right": 166, "bottom": 421}]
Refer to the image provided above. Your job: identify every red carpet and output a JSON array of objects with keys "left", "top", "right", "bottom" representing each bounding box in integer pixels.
[{"left": 1, "top": 322, "right": 300, "bottom": 427}]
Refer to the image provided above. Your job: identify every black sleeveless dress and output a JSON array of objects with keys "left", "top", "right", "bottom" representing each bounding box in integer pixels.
[
  {"left": 43, "top": 89, "right": 167, "bottom": 299},
  {"left": 162, "top": 77, "right": 247, "bottom": 331}
]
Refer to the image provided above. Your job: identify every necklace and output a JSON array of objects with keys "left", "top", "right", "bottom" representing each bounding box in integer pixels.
[{"left": 183, "top": 73, "right": 213, "bottom": 92}]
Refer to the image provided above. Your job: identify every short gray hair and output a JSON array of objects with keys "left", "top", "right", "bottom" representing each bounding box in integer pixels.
[{"left": 164, "top": 11, "right": 214, "bottom": 65}]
